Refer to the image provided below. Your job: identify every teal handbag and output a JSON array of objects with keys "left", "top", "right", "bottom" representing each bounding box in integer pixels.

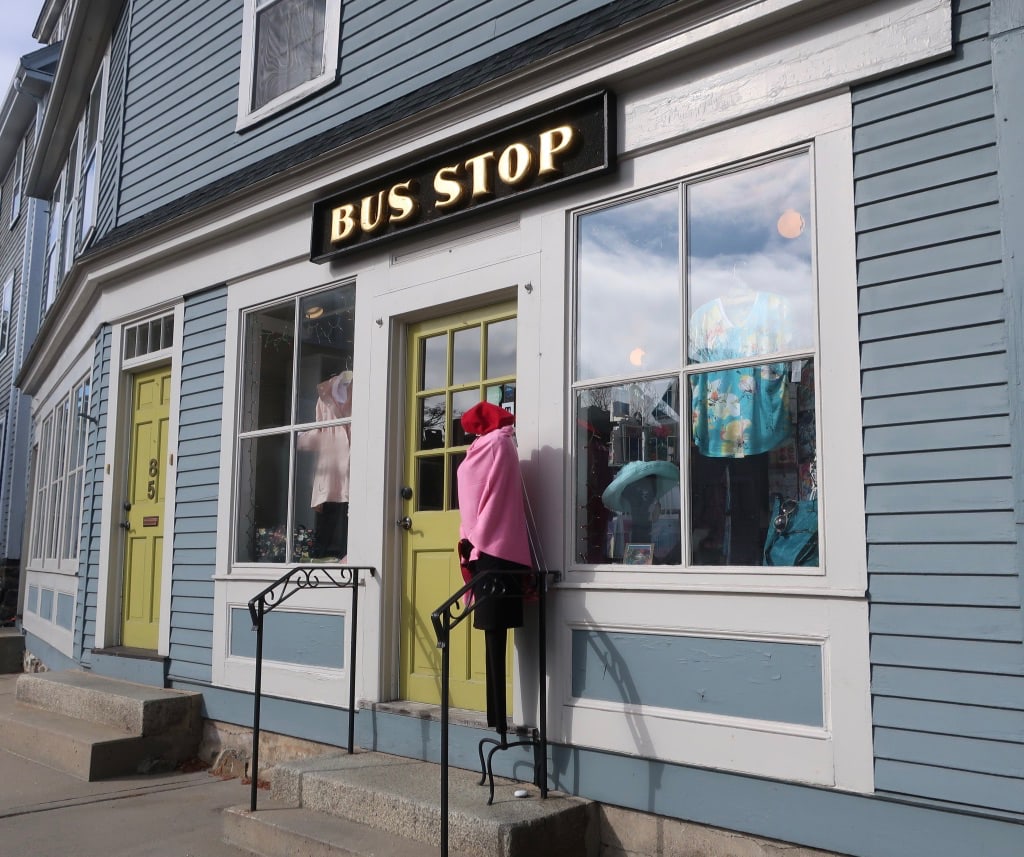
[{"left": 763, "top": 496, "right": 818, "bottom": 567}]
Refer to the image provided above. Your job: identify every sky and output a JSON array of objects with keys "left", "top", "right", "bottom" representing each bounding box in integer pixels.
[{"left": 0, "top": 1, "right": 45, "bottom": 87}]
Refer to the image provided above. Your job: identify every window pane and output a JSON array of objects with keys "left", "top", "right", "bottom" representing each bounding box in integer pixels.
[
  {"left": 420, "top": 395, "right": 445, "bottom": 450},
  {"left": 296, "top": 285, "right": 355, "bottom": 425},
  {"left": 577, "top": 190, "right": 680, "bottom": 381},
  {"left": 687, "top": 155, "right": 814, "bottom": 363},
  {"left": 574, "top": 379, "right": 682, "bottom": 565},
  {"left": 689, "top": 359, "right": 817, "bottom": 567},
  {"left": 417, "top": 456, "right": 444, "bottom": 511},
  {"left": 421, "top": 334, "right": 446, "bottom": 390},
  {"left": 236, "top": 433, "right": 291, "bottom": 562},
  {"left": 451, "top": 389, "right": 480, "bottom": 447},
  {"left": 451, "top": 325, "right": 481, "bottom": 385},
  {"left": 253, "top": 0, "right": 327, "bottom": 110},
  {"left": 294, "top": 428, "right": 350, "bottom": 561},
  {"left": 240, "top": 301, "right": 295, "bottom": 431},
  {"left": 486, "top": 318, "right": 516, "bottom": 378}
]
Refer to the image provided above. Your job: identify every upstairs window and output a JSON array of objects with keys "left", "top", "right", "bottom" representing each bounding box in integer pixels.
[
  {"left": 79, "top": 67, "right": 106, "bottom": 242},
  {"left": 0, "top": 273, "right": 12, "bottom": 357},
  {"left": 237, "top": 0, "right": 341, "bottom": 130}
]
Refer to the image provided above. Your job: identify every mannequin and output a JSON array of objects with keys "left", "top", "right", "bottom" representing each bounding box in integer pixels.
[
  {"left": 456, "top": 401, "right": 531, "bottom": 734},
  {"left": 297, "top": 371, "right": 352, "bottom": 560}
]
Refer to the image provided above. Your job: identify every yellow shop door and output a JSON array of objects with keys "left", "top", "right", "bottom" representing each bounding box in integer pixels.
[
  {"left": 399, "top": 302, "right": 518, "bottom": 710},
  {"left": 121, "top": 366, "right": 171, "bottom": 650}
]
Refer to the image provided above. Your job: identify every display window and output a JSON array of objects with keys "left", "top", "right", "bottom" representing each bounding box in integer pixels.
[
  {"left": 234, "top": 282, "right": 355, "bottom": 565},
  {"left": 573, "top": 151, "right": 818, "bottom": 569}
]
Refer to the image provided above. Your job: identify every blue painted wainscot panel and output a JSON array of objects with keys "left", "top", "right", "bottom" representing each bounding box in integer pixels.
[
  {"left": 570, "top": 630, "right": 824, "bottom": 727},
  {"left": 55, "top": 593, "right": 74, "bottom": 630},
  {"left": 229, "top": 607, "right": 345, "bottom": 670}
]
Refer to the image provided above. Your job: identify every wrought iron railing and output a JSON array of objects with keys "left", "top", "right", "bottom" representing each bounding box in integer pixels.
[
  {"left": 430, "top": 568, "right": 555, "bottom": 857},
  {"left": 247, "top": 564, "right": 376, "bottom": 812}
]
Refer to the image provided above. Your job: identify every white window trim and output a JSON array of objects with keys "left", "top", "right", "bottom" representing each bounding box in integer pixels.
[
  {"left": 0, "top": 273, "right": 12, "bottom": 358},
  {"left": 558, "top": 95, "right": 866, "bottom": 598},
  {"left": 78, "top": 59, "right": 109, "bottom": 247},
  {"left": 236, "top": 0, "right": 341, "bottom": 131}
]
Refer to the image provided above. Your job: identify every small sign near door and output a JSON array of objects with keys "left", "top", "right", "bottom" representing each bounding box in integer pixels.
[{"left": 143, "top": 516, "right": 159, "bottom": 527}]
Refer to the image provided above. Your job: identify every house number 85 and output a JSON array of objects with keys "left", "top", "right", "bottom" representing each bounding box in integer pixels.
[{"left": 147, "top": 458, "right": 158, "bottom": 499}]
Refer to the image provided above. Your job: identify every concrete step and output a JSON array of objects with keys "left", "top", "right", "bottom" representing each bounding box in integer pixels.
[
  {"left": 228, "top": 751, "right": 595, "bottom": 857},
  {"left": 0, "top": 628, "right": 23, "bottom": 673},
  {"left": 16, "top": 669, "right": 200, "bottom": 736},
  {"left": 224, "top": 802, "right": 471, "bottom": 857},
  {"left": 0, "top": 671, "right": 202, "bottom": 780}
]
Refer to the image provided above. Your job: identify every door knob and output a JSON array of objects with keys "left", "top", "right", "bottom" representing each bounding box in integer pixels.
[
  {"left": 120, "top": 521, "right": 131, "bottom": 530},
  {"left": 396, "top": 516, "right": 413, "bottom": 530}
]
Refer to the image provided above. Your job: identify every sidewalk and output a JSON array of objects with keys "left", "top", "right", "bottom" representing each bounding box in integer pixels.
[{"left": 0, "top": 713, "right": 253, "bottom": 857}]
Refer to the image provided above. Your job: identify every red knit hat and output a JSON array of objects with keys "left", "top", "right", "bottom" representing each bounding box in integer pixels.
[{"left": 461, "top": 401, "right": 515, "bottom": 435}]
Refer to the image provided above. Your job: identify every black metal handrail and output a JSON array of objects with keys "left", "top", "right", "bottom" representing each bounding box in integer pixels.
[
  {"left": 247, "top": 563, "right": 376, "bottom": 812},
  {"left": 430, "top": 568, "right": 554, "bottom": 857}
]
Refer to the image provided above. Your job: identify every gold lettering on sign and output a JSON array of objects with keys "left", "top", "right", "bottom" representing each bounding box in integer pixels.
[
  {"left": 331, "top": 204, "right": 358, "bottom": 242},
  {"left": 498, "top": 143, "right": 533, "bottom": 185},
  {"left": 538, "top": 126, "right": 575, "bottom": 176},
  {"left": 327, "top": 121, "right": 582, "bottom": 245},
  {"left": 433, "top": 165, "right": 463, "bottom": 210}
]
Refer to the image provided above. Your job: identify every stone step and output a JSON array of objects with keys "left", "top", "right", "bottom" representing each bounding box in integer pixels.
[
  {"left": 0, "top": 685, "right": 176, "bottom": 779},
  {"left": 224, "top": 802, "right": 471, "bottom": 857},
  {"left": 15, "top": 669, "right": 200, "bottom": 737},
  {"left": 0, "top": 628, "right": 23, "bottom": 674},
  {"left": 240, "top": 751, "right": 595, "bottom": 857}
]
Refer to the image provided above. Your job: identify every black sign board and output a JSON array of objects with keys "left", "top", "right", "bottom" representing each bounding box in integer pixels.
[{"left": 310, "top": 90, "right": 615, "bottom": 263}]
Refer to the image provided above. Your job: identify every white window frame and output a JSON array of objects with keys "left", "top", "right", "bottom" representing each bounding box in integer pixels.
[
  {"left": 0, "top": 272, "right": 12, "bottom": 358},
  {"left": 563, "top": 96, "right": 866, "bottom": 599},
  {"left": 43, "top": 177, "right": 63, "bottom": 314},
  {"left": 78, "top": 62, "right": 107, "bottom": 245},
  {"left": 236, "top": 0, "right": 341, "bottom": 130},
  {"left": 26, "top": 375, "right": 91, "bottom": 575},
  {"left": 8, "top": 139, "right": 23, "bottom": 227}
]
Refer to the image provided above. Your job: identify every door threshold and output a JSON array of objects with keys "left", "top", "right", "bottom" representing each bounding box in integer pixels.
[{"left": 362, "top": 699, "right": 531, "bottom": 736}]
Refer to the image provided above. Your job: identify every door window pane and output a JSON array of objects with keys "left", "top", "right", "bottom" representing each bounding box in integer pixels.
[
  {"left": 420, "top": 395, "right": 446, "bottom": 450},
  {"left": 452, "top": 325, "right": 481, "bottom": 385},
  {"left": 421, "top": 334, "right": 446, "bottom": 390},
  {"left": 486, "top": 318, "right": 516, "bottom": 378}
]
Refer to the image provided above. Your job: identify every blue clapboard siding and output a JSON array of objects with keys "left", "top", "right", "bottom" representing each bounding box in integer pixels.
[
  {"left": 854, "top": 0, "right": 1024, "bottom": 814},
  {"left": 570, "top": 630, "right": 824, "bottom": 726},
  {"left": 94, "top": 0, "right": 130, "bottom": 239},
  {"left": 113, "top": 0, "right": 636, "bottom": 224},
  {"left": 167, "top": 285, "right": 227, "bottom": 683},
  {"left": 74, "top": 325, "right": 112, "bottom": 664}
]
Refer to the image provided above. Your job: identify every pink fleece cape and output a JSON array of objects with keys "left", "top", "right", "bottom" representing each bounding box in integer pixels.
[{"left": 457, "top": 425, "right": 532, "bottom": 568}]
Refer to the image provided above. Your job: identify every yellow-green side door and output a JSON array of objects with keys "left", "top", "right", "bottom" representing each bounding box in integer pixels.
[
  {"left": 121, "top": 366, "right": 171, "bottom": 650},
  {"left": 399, "top": 302, "right": 518, "bottom": 710}
]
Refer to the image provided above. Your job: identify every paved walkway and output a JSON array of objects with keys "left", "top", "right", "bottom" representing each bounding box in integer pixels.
[{"left": 0, "top": 732, "right": 254, "bottom": 857}]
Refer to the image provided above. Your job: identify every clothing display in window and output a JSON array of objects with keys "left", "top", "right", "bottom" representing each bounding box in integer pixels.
[
  {"left": 456, "top": 401, "right": 532, "bottom": 734},
  {"left": 689, "top": 292, "right": 792, "bottom": 458},
  {"left": 297, "top": 371, "right": 352, "bottom": 559},
  {"left": 601, "top": 459, "right": 680, "bottom": 548}
]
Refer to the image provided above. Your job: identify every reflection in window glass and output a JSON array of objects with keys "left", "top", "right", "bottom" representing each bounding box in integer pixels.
[
  {"left": 452, "top": 326, "right": 481, "bottom": 385},
  {"left": 486, "top": 318, "right": 516, "bottom": 378},
  {"left": 573, "top": 153, "right": 819, "bottom": 570},
  {"left": 236, "top": 283, "right": 355, "bottom": 563},
  {"left": 576, "top": 190, "right": 680, "bottom": 381},
  {"left": 687, "top": 155, "right": 813, "bottom": 361},
  {"left": 574, "top": 379, "right": 681, "bottom": 565},
  {"left": 420, "top": 395, "right": 446, "bottom": 449},
  {"left": 690, "top": 359, "right": 817, "bottom": 567},
  {"left": 451, "top": 389, "right": 480, "bottom": 447},
  {"left": 417, "top": 457, "right": 444, "bottom": 511},
  {"left": 421, "top": 334, "right": 446, "bottom": 390}
]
